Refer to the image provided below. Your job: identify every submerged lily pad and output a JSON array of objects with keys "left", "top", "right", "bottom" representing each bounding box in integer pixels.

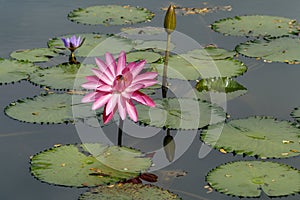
[
  {"left": 206, "top": 161, "right": 300, "bottom": 197},
  {"left": 236, "top": 37, "right": 300, "bottom": 64},
  {"left": 68, "top": 5, "right": 154, "bottom": 26},
  {"left": 0, "top": 58, "right": 38, "bottom": 84},
  {"left": 30, "top": 63, "right": 95, "bottom": 90},
  {"left": 30, "top": 144, "right": 151, "bottom": 187},
  {"left": 151, "top": 52, "right": 246, "bottom": 80},
  {"left": 212, "top": 15, "right": 299, "bottom": 37},
  {"left": 48, "top": 33, "right": 134, "bottom": 57},
  {"left": 126, "top": 51, "right": 162, "bottom": 63},
  {"left": 80, "top": 183, "right": 181, "bottom": 199},
  {"left": 10, "top": 48, "right": 57, "bottom": 62},
  {"left": 136, "top": 98, "right": 226, "bottom": 130},
  {"left": 201, "top": 116, "right": 300, "bottom": 158}
]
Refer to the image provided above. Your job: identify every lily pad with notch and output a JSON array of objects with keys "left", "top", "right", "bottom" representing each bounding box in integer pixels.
[
  {"left": 10, "top": 48, "right": 57, "bottom": 63},
  {"left": 201, "top": 116, "right": 300, "bottom": 158},
  {"left": 206, "top": 161, "right": 300, "bottom": 197}
]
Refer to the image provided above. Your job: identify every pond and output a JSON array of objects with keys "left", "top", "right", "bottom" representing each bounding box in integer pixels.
[{"left": 0, "top": 0, "right": 300, "bottom": 199}]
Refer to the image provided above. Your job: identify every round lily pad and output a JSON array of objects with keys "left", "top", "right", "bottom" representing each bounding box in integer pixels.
[
  {"left": 236, "top": 37, "right": 300, "bottom": 64},
  {"left": 29, "top": 63, "right": 95, "bottom": 90},
  {"left": 212, "top": 15, "right": 300, "bottom": 37},
  {"left": 0, "top": 58, "right": 38, "bottom": 84},
  {"left": 48, "top": 33, "right": 134, "bottom": 57},
  {"left": 68, "top": 5, "right": 154, "bottom": 26},
  {"left": 206, "top": 161, "right": 300, "bottom": 197},
  {"left": 10, "top": 48, "right": 57, "bottom": 62},
  {"left": 136, "top": 98, "right": 226, "bottom": 130},
  {"left": 80, "top": 183, "right": 181, "bottom": 199},
  {"left": 126, "top": 51, "right": 162, "bottom": 63},
  {"left": 121, "top": 26, "right": 165, "bottom": 36},
  {"left": 151, "top": 52, "right": 246, "bottom": 80},
  {"left": 30, "top": 144, "right": 151, "bottom": 187},
  {"left": 134, "top": 40, "right": 176, "bottom": 51},
  {"left": 189, "top": 47, "right": 236, "bottom": 60},
  {"left": 201, "top": 116, "right": 300, "bottom": 158}
]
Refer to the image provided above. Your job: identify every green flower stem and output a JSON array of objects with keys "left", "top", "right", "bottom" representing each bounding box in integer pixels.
[
  {"left": 69, "top": 51, "right": 78, "bottom": 64},
  {"left": 162, "top": 32, "right": 171, "bottom": 98}
]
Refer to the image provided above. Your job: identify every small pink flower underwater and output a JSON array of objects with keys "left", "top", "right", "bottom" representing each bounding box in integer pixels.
[
  {"left": 81, "top": 51, "right": 158, "bottom": 124},
  {"left": 61, "top": 35, "right": 84, "bottom": 50}
]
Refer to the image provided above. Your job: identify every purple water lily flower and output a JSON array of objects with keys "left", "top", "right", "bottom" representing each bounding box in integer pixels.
[{"left": 61, "top": 35, "right": 84, "bottom": 51}]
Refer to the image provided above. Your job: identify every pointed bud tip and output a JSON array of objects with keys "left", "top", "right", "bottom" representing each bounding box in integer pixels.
[{"left": 164, "top": 5, "right": 176, "bottom": 34}]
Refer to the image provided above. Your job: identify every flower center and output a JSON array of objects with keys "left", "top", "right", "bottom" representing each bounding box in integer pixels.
[{"left": 113, "top": 75, "right": 127, "bottom": 92}]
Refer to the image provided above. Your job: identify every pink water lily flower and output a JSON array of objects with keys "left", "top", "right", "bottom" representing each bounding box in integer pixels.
[
  {"left": 81, "top": 51, "right": 157, "bottom": 124},
  {"left": 61, "top": 35, "right": 84, "bottom": 51}
]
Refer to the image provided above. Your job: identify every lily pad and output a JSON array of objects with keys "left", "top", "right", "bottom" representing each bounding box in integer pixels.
[
  {"left": 10, "top": 48, "right": 57, "bottom": 62},
  {"left": 191, "top": 46, "right": 236, "bottom": 60},
  {"left": 80, "top": 183, "right": 181, "bottom": 200},
  {"left": 291, "top": 107, "right": 300, "bottom": 123},
  {"left": 30, "top": 144, "right": 151, "bottom": 187},
  {"left": 201, "top": 116, "right": 300, "bottom": 158},
  {"left": 236, "top": 37, "right": 300, "bottom": 64},
  {"left": 48, "top": 33, "right": 134, "bottom": 57},
  {"left": 68, "top": 5, "right": 154, "bottom": 26},
  {"left": 0, "top": 58, "right": 38, "bottom": 84},
  {"left": 136, "top": 98, "right": 226, "bottom": 130},
  {"left": 126, "top": 51, "right": 162, "bottom": 63},
  {"left": 206, "top": 161, "right": 300, "bottom": 197},
  {"left": 212, "top": 15, "right": 299, "bottom": 37},
  {"left": 121, "top": 26, "right": 165, "bottom": 36},
  {"left": 29, "top": 63, "right": 95, "bottom": 90},
  {"left": 151, "top": 52, "right": 246, "bottom": 80},
  {"left": 134, "top": 40, "right": 175, "bottom": 51}
]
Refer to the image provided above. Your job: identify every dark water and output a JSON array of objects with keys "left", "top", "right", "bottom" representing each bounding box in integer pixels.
[{"left": 0, "top": 0, "right": 300, "bottom": 199}]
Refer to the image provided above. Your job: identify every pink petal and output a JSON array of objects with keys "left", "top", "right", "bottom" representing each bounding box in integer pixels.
[
  {"left": 91, "top": 68, "right": 113, "bottom": 85},
  {"left": 85, "top": 75, "right": 99, "bottom": 82},
  {"left": 103, "top": 104, "right": 115, "bottom": 124},
  {"left": 128, "top": 60, "right": 146, "bottom": 78},
  {"left": 81, "top": 81, "right": 100, "bottom": 90},
  {"left": 131, "top": 91, "right": 155, "bottom": 107},
  {"left": 118, "top": 96, "right": 127, "bottom": 120},
  {"left": 105, "top": 94, "right": 119, "bottom": 115},
  {"left": 126, "top": 83, "right": 145, "bottom": 93},
  {"left": 92, "top": 93, "right": 112, "bottom": 110},
  {"left": 133, "top": 72, "right": 158, "bottom": 83},
  {"left": 126, "top": 100, "right": 138, "bottom": 122},
  {"left": 132, "top": 79, "right": 157, "bottom": 88},
  {"left": 117, "top": 51, "right": 126, "bottom": 75},
  {"left": 105, "top": 52, "right": 117, "bottom": 75},
  {"left": 95, "top": 57, "right": 115, "bottom": 80},
  {"left": 97, "top": 85, "right": 112, "bottom": 92},
  {"left": 81, "top": 92, "right": 97, "bottom": 103}
]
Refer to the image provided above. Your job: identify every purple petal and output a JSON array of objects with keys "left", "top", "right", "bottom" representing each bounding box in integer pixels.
[
  {"left": 61, "top": 37, "right": 70, "bottom": 48},
  {"left": 126, "top": 100, "right": 138, "bottom": 122},
  {"left": 92, "top": 93, "right": 112, "bottom": 110},
  {"left": 116, "top": 51, "right": 126, "bottom": 75},
  {"left": 70, "top": 35, "right": 77, "bottom": 46}
]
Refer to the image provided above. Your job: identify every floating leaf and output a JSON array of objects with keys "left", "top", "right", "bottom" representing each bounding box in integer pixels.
[
  {"left": 212, "top": 15, "right": 300, "bottom": 37},
  {"left": 236, "top": 37, "right": 300, "bottom": 64},
  {"left": 80, "top": 183, "right": 181, "bottom": 200},
  {"left": 201, "top": 116, "right": 300, "bottom": 158},
  {"left": 126, "top": 51, "right": 162, "bottom": 63},
  {"left": 30, "top": 63, "right": 95, "bottom": 90},
  {"left": 136, "top": 98, "right": 226, "bottom": 130},
  {"left": 192, "top": 46, "right": 236, "bottom": 60},
  {"left": 206, "top": 161, "right": 300, "bottom": 197},
  {"left": 68, "top": 5, "right": 154, "bottom": 26},
  {"left": 48, "top": 33, "right": 134, "bottom": 57},
  {"left": 162, "top": 5, "right": 232, "bottom": 16},
  {"left": 10, "top": 48, "right": 57, "bottom": 62},
  {"left": 0, "top": 58, "right": 38, "bottom": 84},
  {"left": 134, "top": 40, "right": 175, "bottom": 51},
  {"left": 30, "top": 144, "right": 151, "bottom": 187},
  {"left": 291, "top": 107, "right": 300, "bottom": 123},
  {"left": 121, "top": 26, "right": 165, "bottom": 36},
  {"left": 151, "top": 51, "right": 246, "bottom": 80}
]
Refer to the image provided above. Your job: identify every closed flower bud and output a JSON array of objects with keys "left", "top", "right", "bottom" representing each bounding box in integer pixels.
[{"left": 164, "top": 5, "right": 176, "bottom": 34}]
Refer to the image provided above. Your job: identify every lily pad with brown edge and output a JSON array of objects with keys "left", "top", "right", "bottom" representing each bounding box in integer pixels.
[
  {"left": 206, "top": 161, "right": 300, "bottom": 197},
  {"left": 79, "top": 183, "right": 181, "bottom": 200},
  {"left": 29, "top": 63, "right": 95, "bottom": 91},
  {"left": 68, "top": 5, "right": 154, "bottom": 26},
  {"left": 201, "top": 116, "right": 300, "bottom": 158},
  {"left": 30, "top": 144, "right": 151, "bottom": 187},
  {"left": 236, "top": 37, "right": 300, "bottom": 64},
  {"left": 10, "top": 48, "right": 57, "bottom": 63},
  {"left": 136, "top": 98, "right": 226, "bottom": 130},
  {"left": 0, "top": 58, "right": 38, "bottom": 85},
  {"left": 48, "top": 33, "right": 134, "bottom": 57},
  {"left": 211, "top": 15, "right": 300, "bottom": 37}
]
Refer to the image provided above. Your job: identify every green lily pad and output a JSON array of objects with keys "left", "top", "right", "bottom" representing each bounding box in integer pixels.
[
  {"left": 206, "top": 161, "right": 300, "bottom": 197},
  {"left": 4, "top": 93, "right": 102, "bottom": 125},
  {"left": 126, "top": 51, "right": 162, "bottom": 63},
  {"left": 30, "top": 144, "right": 151, "bottom": 187},
  {"left": 136, "top": 98, "right": 226, "bottom": 130},
  {"left": 236, "top": 37, "right": 300, "bottom": 64},
  {"left": 189, "top": 47, "right": 236, "bottom": 60},
  {"left": 134, "top": 40, "right": 175, "bottom": 51},
  {"left": 68, "top": 5, "right": 154, "bottom": 26},
  {"left": 201, "top": 116, "right": 300, "bottom": 158},
  {"left": 291, "top": 107, "right": 300, "bottom": 123},
  {"left": 121, "top": 26, "right": 165, "bottom": 36},
  {"left": 10, "top": 48, "right": 57, "bottom": 62},
  {"left": 0, "top": 58, "right": 38, "bottom": 84},
  {"left": 212, "top": 15, "right": 300, "bottom": 37},
  {"left": 80, "top": 183, "right": 181, "bottom": 200},
  {"left": 151, "top": 51, "right": 246, "bottom": 80},
  {"left": 48, "top": 33, "right": 134, "bottom": 57},
  {"left": 29, "top": 63, "right": 95, "bottom": 90}
]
